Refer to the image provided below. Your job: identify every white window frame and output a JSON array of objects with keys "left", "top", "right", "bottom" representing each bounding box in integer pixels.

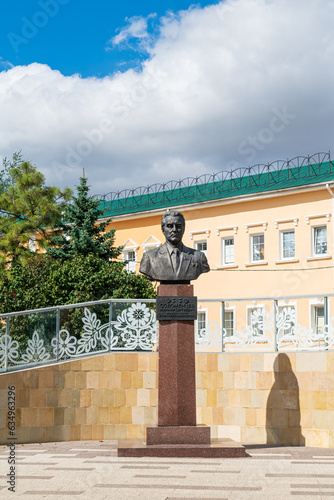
[
  {"left": 280, "top": 230, "right": 295, "bottom": 260},
  {"left": 250, "top": 233, "right": 265, "bottom": 263},
  {"left": 122, "top": 239, "right": 139, "bottom": 273},
  {"left": 312, "top": 225, "right": 327, "bottom": 257},
  {"left": 314, "top": 306, "right": 325, "bottom": 335},
  {"left": 196, "top": 309, "right": 208, "bottom": 337},
  {"left": 224, "top": 307, "right": 235, "bottom": 337},
  {"left": 221, "top": 237, "right": 234, "bottom": 265},
  {"left": 309, "top": 299, "right": 328, "bottom": 335},
  {"left": 28, "top": 236, "right": 36, "bottom": 253},
  {"left": 142, "top": 235, "right": 161, "bottom": 252},
  {"left": 195, "top": 240, "right": 207, "bottom": 257},
  {"left": 123, "top": 249, "right": 136, "bottom": 273}
]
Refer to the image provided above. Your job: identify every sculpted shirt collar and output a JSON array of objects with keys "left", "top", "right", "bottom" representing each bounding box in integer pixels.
[{"left": 165, "top": 241, "right": 184, "bottom": 255}]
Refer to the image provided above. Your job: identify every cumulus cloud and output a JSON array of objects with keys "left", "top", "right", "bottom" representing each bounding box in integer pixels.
[{"left": 0, "top": 0, "right": 334, "bottom": 195}]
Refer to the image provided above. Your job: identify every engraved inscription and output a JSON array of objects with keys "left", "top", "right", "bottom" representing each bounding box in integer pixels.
[{"left": 156, "top": 296, "right": 197, "bottom": 321}]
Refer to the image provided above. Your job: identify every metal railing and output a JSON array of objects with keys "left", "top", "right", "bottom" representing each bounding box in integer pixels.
[
  {"left": 0, "top": 299, "right": 156, "bottom": 373},
  {"left": 1, "top": 293, "right": 334, "bottom": 372},
  {"left": 197, "top": 294, "right": 334, "bottom": 353}
]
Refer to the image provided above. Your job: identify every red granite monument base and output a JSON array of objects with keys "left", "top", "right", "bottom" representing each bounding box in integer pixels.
[
  {"left": 117, "top": 283, "right": 245, "bottom": 458},
  {"left": 146, "top": 424, "right": 211, "bottom": 445},
  {"left": 157, "top": 284, "right": 196, "bottom": 427},
  {"left": 117, "top": 438, "right": 245, "bottom": 458}
]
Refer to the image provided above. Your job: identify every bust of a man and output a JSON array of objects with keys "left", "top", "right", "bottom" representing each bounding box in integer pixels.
[{"left": 139, "top": 210, "right": 210, "bottom": 282}]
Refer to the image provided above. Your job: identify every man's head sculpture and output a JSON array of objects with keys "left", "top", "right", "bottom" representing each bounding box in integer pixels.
[
  {"left": 139, "top": 210, "right": 210, "bottom": 283},
  {"left": 161, "top": 210, "right": 185, "bottom": 247}
]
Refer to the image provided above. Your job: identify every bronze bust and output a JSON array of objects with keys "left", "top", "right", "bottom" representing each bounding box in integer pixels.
[{"left": 139, "top": 210, "right": 210, "bottom": 282}]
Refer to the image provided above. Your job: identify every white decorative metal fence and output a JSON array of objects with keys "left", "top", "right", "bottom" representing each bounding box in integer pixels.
[
  {"left": 196, "top": 294, "right": 334, "bottom": 353},
  {"left": 1, "top": 294, "right": 334, "bottom": 372},
  {"left": 0, "top": 299, "right": 157, "bottom": 372}
]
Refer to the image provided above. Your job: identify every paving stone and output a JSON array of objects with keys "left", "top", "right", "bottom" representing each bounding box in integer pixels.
[{"left": 0, "top": 440, "right": 334, "bottom": 499}]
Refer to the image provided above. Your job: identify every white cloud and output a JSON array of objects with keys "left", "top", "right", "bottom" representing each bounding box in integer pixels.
[
  {"left": 108, "top": 14, "right": 157, "bottom": 52},
  {"left": 1, "top": 0, "right": 334, "bottom": 195},
  {"left": 0, "top": 57, "right": 14, "bottom": 69}
]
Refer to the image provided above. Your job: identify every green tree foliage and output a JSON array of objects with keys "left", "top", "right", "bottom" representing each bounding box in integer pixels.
[
  {"left": 0, "top": 160, "right": 72, "bottom": 268},
  {"left": 0, "top": 253, "right": 156, "bottom": 345},
  {"left": 0, "top": 253, "right": 155, "bottom": 313},
  {"left": 47, "top": 176, "right": 122, "bottom": 261},
  {"left": 0, "top": 151, "right": 22, "bottom": 195}
]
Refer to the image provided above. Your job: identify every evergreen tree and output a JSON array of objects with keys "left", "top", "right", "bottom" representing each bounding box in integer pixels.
[
  {"left": 0, "top": 151, "right": 22, "bottom": 195},
  {"left": 0, "top": 160, "right": 71, "bottom": 269},
  {"left": 47, "top": 176, "right": 122, "bottom": 261}
]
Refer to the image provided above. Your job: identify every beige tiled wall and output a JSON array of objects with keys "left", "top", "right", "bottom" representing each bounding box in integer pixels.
[{"left": 0, "top": 351, "right": 333, "bottom": 447}]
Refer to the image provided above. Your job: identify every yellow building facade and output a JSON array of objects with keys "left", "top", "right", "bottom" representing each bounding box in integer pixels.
[{"left": 99, "top": 154, "right": 334, "bottom": 347}]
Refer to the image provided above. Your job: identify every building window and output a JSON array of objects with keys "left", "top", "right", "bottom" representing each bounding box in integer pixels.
[
  {"left": 28, "top": 236, "right": 36, "bottom": 252},
  {"left": 222, "top": 237, "right": 234, "bottom": 265},
  {"left": 123, "top": 250, "right": 136, "bottom": 273},
  {"left": 224, "top": 310, "right": 234, "bottom": 336},
  {"left": 310, "top": 305, "right": 325, "bottom": 334},
  {"left": 315, "top": 307, "right": 325, "bottom": 334},
  {"left": 195, "top": 241, "right": 207, "bottom": 257},
  {"left": 251, "top": 234, "right": 264, "bottom": 262},
  {"left": 142, "top": 235, "right": 161, "bottom": 252},
  {"left": 312, "top": 226, "right": 327, "bottom": 256},
  {"left": 197, "top": 311, "right": 207, "bottom": 335},
  {"left": 247, "top": 307, "right": 265, "bottom": 336},
  {"left": 280, "top": 231, "right": 295, "bottom": 259}
]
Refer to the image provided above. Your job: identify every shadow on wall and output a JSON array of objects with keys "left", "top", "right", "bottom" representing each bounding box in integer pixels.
[{"left": 266, "top": 353, "right": 305, "bottom": 446}]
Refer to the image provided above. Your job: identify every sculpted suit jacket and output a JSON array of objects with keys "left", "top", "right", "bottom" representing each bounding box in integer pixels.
[{"left": 139, "top": 242, "right": 210, "bottom": 282}]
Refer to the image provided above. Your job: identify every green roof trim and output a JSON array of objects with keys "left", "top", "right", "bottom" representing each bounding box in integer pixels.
[{"left": 99, "top": 160, "right": 334, "bottom": 218}]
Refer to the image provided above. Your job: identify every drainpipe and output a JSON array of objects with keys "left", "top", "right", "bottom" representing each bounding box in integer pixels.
[{"left": 325, "top": 184, "right": 334, "bottom": 293}]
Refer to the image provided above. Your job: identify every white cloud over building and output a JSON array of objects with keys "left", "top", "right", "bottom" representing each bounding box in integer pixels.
[{"left": 0, "top": 0, "right": 333, "bottom": 193}]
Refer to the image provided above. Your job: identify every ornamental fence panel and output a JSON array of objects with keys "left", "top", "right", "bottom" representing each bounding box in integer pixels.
[
  {"left": 1, "top": 294, "right": 334, "bottom": 372},
  {"left": 196, "top": 295, "right": 334, "bottom": 353},
  {"left": 0, "top": 299, "right": 157, "bottom": 373}
]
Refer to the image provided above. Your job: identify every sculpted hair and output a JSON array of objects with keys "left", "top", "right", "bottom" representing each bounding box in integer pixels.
[{"left": 161, "top": 210, "right": 185, "bottom": 229}]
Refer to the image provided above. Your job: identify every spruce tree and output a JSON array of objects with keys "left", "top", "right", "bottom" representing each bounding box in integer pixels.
[{"left": 47, "top": 176, "right": 122, "bottom": 261}]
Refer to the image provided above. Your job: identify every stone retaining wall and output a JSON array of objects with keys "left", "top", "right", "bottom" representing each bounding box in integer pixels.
[{"left": 0, "top": 351, "right": 333, "bottom": 447}]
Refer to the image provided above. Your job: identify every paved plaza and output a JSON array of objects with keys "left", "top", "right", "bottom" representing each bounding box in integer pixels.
[{"left": 1, "top": 440, "right": 334, "bottom": 499}]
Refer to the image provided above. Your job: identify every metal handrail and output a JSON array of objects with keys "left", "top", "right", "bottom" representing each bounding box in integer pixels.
[
  {"left": 1, "top": 293, "right": 333, "bottom": 318},
  {"left": 0, "top": 298, "right": 156, "bottom": 319},
  {"left": 200, "top": 293, "right": 334, "bottom": 302}
]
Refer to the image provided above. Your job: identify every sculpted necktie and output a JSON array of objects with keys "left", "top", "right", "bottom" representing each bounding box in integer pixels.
[{"left": 172, "top": 248, "right": 180, "bottom": 274}]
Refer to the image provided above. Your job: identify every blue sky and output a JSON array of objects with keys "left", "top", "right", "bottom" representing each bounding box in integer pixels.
[
  {"left": 1, "top": 0, "right": 334, "bottom": 194},
  {"left": 2, "top": 0, "right": 218, "bottom": 77}
]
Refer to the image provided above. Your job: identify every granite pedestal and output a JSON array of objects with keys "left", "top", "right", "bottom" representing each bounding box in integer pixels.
[{"left": 118, "top": 284, "right": 245, "bottom": 458}]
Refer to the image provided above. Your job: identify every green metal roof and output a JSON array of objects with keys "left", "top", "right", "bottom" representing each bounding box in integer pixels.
[{"left": 98, "top": 159, "right": 334, "bottom": 218}]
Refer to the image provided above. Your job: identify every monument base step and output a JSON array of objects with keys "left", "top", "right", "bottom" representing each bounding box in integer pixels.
[
  {"left": 117, "top": 438, "right": 245, "bottom": 458},
  {"left": 146, "top": 424, "right": 211, "bottom": 445}
]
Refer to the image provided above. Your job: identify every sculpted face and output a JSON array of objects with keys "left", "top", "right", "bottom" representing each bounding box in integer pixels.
[{"left": 162, "top": 215, "right": 185, "bottom": 246}]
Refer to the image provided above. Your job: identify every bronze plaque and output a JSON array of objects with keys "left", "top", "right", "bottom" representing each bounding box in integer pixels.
[{"left": 156, "top": 296, "right": 197, "bottom": 321}]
